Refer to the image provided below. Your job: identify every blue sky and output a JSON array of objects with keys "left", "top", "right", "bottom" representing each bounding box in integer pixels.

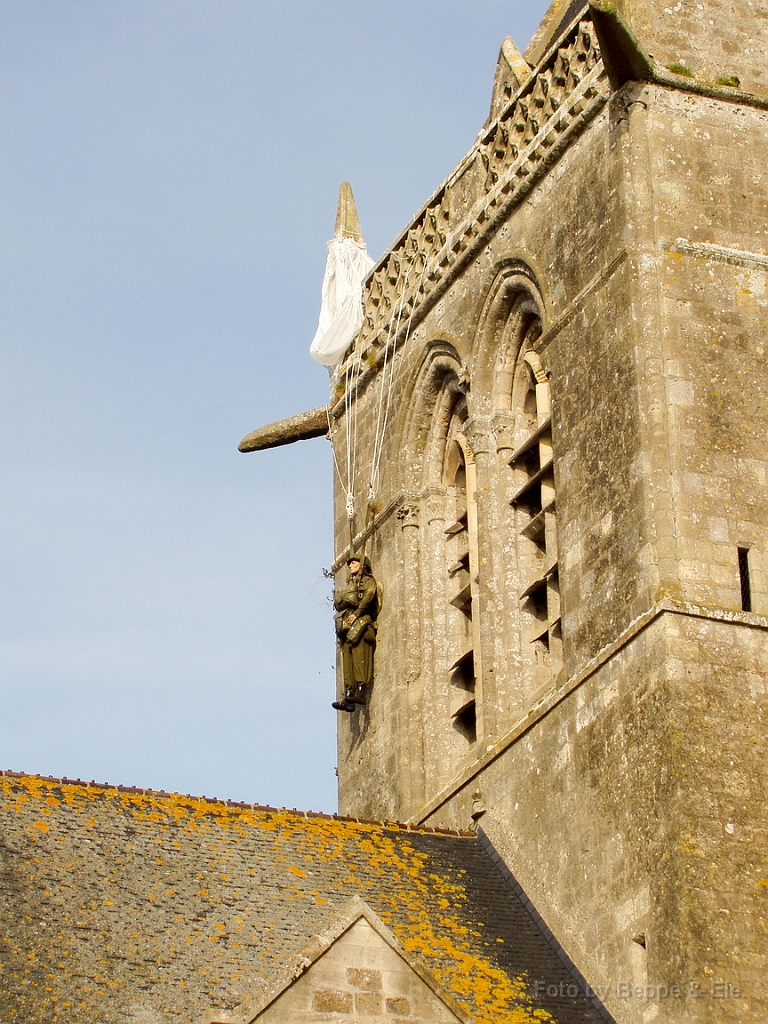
[{"left": 0, "top": 1, "right": 551, "bottom": 813}]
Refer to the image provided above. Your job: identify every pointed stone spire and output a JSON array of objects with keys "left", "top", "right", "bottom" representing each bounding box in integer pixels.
[
  {"left": 334, "top": 181, "right": 364, "bottom": 243},
  {"left": 310, "top": 182, "right": 374, "bottom": 367},
  {"left": 486, "top": 37, "right": 533, "bottom": 125}
]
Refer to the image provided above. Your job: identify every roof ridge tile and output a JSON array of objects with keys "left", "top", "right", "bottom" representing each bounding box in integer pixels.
[{"left": 0, "top": 770, "right": 475, "bottom": 836}]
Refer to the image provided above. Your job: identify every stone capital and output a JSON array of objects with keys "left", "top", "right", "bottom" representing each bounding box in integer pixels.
[
  {"left": 396, "top": 499, "right": 421, "bottom": 530},
  {"left": 491, "top": 412, "right": 517, "bottom": 457},
  {"left": 462, "top": 416, "right": 495, "bottom": 456}
]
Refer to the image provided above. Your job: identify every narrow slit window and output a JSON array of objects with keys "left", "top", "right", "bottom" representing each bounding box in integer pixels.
[{"left": 738, "top": 547, "right": 752, "bottom": 612}]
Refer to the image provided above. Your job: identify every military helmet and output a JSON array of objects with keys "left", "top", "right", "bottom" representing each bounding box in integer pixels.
[{"left": 347, "top": 553, "right": 371, "bottom": 572}]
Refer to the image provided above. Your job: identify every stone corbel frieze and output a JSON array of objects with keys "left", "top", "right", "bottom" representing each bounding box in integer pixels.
[
  {"left": 331, "top": 11, "right": 609, "bottom": 416},
  {"left": 239, "top": 2, "right": 768, "bottom": 453},
  {"left": 327, "top": 0, "right": 768, "bottom": 422}
]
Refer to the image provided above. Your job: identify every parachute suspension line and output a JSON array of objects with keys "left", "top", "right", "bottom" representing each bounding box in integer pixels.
[
  {"left": 326, "top": 402, "right": 348, "bottom": 505},
  {"left": 329, "top": 248, "right": 429, "bottom": 559},
  {"left": 327, "top": 361, "right": 358, "bottom": 551},
  {"left": 326, "top": 397, "right": 355, "bottom": 552},
  {"left": 335, "top": 359, "right": 352, "bottom": 519},
  {"left": 344, "top": 357, "right": 353, "bottom": 504},
  {"left": 368, "top": 254, "right": 414, "bottom": 503},
  {"left": 332, "top": 327, "right": 366, "bottom": 552},
  {"left": 369, "top": 253, "right": 430, "bottom": 502},
  {"left": 347, "top": 331, "right": 365, "bottom": 534},
  {"left": 350, "top": 331, "right": 364, "bottom": 520},
  {"left": 358, "top": 499, "right": 376, "bottom": 564}
]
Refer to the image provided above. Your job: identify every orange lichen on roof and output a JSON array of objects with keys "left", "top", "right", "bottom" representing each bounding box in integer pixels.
[{"left": 1, "top": 773, "right": 589, "bottom": 1024}]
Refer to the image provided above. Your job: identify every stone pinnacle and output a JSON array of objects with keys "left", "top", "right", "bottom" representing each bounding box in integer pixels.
[{"left": 334, "top": 181, "right": 364, "bottom": 243}]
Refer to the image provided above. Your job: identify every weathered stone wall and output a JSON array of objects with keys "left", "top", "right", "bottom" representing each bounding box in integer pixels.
[
  {"left": 625, "top": 0, "right": 768, "bottom": 96},
  {"left": 335, "top": 35, "right": 625, "bottom": 819},
  {"left": 636, "top": 87, "right": 768, "bottom": 612},
  {"left": 550, "top": 81, "right": 768, "bottom": 667},
  {"left": 332, "top": 7, "right": 768, "bottom": 1024},
  {"left": 252, "top": 919, "right": 461, "bottom": 1024},
  {"left": 423, "top": 610, "right": 768, "bottom": 1024},
  {"left": 551, "top": 249, "right": 647, "bottom": 673},
  {"left": 527, "top": 0, "right": 768, "bottom": 98}
]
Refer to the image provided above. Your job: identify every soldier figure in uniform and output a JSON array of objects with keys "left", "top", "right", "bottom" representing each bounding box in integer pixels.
[{"left": 332, "top": 554, "right": 378, "bottom": 712}]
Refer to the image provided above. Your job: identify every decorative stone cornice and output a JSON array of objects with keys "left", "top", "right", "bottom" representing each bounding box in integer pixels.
[
  {"left": 327, "top": 1, "right": 768, "bottom": 422},
  {"left": 331, "top": 8, "right": 608, "bottom": 415},
  {"left": 666, "top": 239, "right": 768, "bottom": 272}
]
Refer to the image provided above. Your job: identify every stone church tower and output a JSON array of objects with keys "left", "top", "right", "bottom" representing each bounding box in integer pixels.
[
  {"left": 6, "top": 4, "right": 768, "bottom": 1023},
  {"left": 241, "top": 1, "right": 768, "bottom": 1021}
]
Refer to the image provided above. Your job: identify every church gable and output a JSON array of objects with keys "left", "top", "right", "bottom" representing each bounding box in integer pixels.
[{"left": 206, "top": 899, "right": 467, "bottom": 1024}]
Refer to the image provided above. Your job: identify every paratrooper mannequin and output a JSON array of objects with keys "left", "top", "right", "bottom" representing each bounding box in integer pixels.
[{"left": 332, "top": 554, "right": 378, "bottom": 712}]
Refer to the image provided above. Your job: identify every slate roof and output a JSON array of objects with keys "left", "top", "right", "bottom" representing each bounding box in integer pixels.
[{"left": 0, "top": 772, "right": 608, "bottom": 1024}]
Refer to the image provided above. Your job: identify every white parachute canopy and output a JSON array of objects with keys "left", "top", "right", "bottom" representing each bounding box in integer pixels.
[{"left": 309, "top": 182, "right": 374, "bottom": 369}]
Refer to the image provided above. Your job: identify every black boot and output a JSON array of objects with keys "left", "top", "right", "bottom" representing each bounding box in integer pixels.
[
  {"left": 348, "top": 686, "right": 367, "bottom": 705},
  {"left": 331, "top": 699, "right": 355, "bottom": 712}
]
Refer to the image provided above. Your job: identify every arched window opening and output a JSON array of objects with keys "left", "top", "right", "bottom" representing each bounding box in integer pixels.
[
  {"left": 443, "top": 397, "right": 478, "bottom": 753},
  {"left": 477, "top": 263, "right": 558, "bottom": 702},
  {"left": 404, "top": 346, "right": 484, "bottom": 780},
  {"left": 508, "top": 335, "right": 562, "bottom": 688}
]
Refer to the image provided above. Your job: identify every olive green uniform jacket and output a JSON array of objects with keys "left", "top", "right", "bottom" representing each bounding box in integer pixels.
[{"left": 334, "top": 570, "right": 378, "bottom": 696}]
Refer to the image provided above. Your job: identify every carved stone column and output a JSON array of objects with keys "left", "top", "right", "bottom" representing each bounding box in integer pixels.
[
  {"left": 396, "top": 498, "right": 424, "bottom": 814},
  {"left": 420, "top": 487, "right": 452, "bottom": 784},
  {"left": 462, "top": 418, "right": 496, "bottom": 738}
]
